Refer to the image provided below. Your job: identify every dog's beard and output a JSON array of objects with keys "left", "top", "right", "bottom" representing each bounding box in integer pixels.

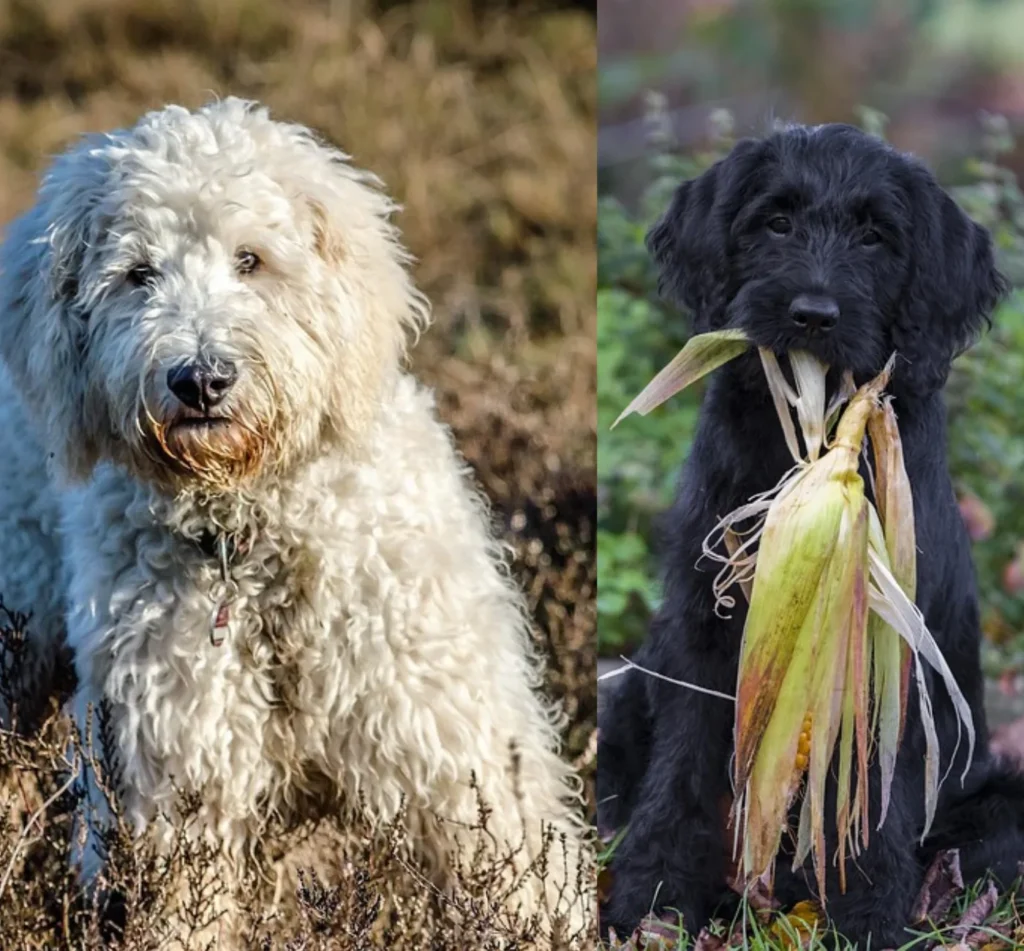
[{"left": 145, "top": 413, "right": 272, "bottom": 489}]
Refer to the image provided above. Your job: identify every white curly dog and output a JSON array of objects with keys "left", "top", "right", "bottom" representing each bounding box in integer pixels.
[{"left": 0, "top": 98, "right": 589, "bottom": 940}]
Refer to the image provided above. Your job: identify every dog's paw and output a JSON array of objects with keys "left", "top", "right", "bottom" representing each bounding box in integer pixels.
[{"left": 601, "top": 861, "right": 710, "bottom": 945}]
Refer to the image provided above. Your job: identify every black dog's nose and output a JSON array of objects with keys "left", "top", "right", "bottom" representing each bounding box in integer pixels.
[
  {"left": 789, "top": 294, "right": 839, "bottom": 334},
  {"left": 166, "top": 362, "right": 237, "bottom": 412}
]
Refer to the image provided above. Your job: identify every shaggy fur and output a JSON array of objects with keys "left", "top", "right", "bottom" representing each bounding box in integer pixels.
[
  {"left": 0, "top": 99, "right": 589, "bottom": 943},
  {"left": 598, "top": 123, "right": 1024, "bottom": 946}
]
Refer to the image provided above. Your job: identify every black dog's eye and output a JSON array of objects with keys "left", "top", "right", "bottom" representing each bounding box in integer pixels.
[
  {"left": 127, "top": 263, "right": 156, "bottom": 288},
  {"left": 861, "top": 228, "right": 883, "bottom": 248},
  {"left": 235, "top": 249, "right": 261, "bottom": 275},
  {"left": 767, "top": 215, "right": 792, "bottom": 237}
]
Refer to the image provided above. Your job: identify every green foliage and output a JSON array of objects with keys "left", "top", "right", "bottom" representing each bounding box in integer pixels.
[
  {"left": 597, "top": 106, "right": 1024, "bottom": 675},
  {"left": 947, "top": 122, "right": 1024, "bottom": 672},
  {"left": 596, "top": 100, "right": 721, "bottom": 653}
]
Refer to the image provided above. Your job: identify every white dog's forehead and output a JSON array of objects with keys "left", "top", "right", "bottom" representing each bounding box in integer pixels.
[
  {"left": 41, "top": 99, "right": 401, "bottom": 293},
  {"left": 104, "top": 123, "right": 305, "bottom": 248},
  {"left": 112, "top": 165, "right": 303, "bottom": 261},
  {"left": 75, "top": 101, "right": 358, "bottom": 275}
]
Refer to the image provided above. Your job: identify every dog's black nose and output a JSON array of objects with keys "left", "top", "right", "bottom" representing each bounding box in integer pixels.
[
  {"left": 789, "top": 295, "right": 839, "bottom": 334},
  {"left": 167, "top": 362, "right": 237, "bottom": 411}
]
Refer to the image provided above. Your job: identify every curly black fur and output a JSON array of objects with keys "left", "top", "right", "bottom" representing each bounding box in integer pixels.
[{"left": 598, "top": 124, "right": 1022, "bottom": 946}]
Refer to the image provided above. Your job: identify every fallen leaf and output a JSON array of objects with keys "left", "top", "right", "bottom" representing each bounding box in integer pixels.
[
  {"left": 725, "top": 871, "right": 780, "bottom": 912},
  {"left": 912, "top": 848, "right": 964, "bottom": 922},
  {"left": 953, "top": 881, "right": 1000, "bottom": 939},
  {"left": 637, "top": 912, "right": 684, "bottom": 947},
  {"left": 693, "top": 927, "right": 726, "bottom": 951},
  {"left": 770, "top": 900, "right": 822, "bottom": 950},
  {"left": 976, "top": 937, "right": 1011, "bottom": 951}
]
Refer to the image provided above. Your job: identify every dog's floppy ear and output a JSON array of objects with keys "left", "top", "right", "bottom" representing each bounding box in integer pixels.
[
  {"left": 894, "top": 165, "right": 1007, "bottom": 393},
  {"left": 308, "top": 197, "right": 347, "bottom": 267},
  {"left": 266, "top": 110, "right": 430, "bottom": 448},
  {"left": 646, "top": 137, "right": 766, "bottom": 330},
  {"left": 291, "top": 134, "right": 430, "bottom": 347},
  {"left": 0, "top": 137, "right": 111, "bottom": 481}
]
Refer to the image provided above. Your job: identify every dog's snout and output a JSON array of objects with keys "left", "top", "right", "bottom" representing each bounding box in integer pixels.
[
  {"left": 789, "top": 294, "right": 839, "bottom": 334},
  {"left": 167, "top": 361, "right": 237, "bottom": 412}
]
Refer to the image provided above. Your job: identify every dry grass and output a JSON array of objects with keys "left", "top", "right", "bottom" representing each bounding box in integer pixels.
[
  {"left": 0, "top": 0, "right": 595, "bottom": 344},
  {"left": 0, "top": 612, "right": 595, "bottom": 949},
  {"left": 0, "top": 0, "right": 596, "bottom": 946}
]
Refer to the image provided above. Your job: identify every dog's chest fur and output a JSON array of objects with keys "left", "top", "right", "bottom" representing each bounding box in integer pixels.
[
  {"left": 63, "top": 478, "right": 351, "bottom": 816},
  {"left": 58, "top": 378, "right": 487, "bottom": 825}
]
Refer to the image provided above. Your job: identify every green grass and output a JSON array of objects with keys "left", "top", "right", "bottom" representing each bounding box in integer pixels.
[{"left": 597, "top": 831, "right": 1024, "bottom": 950}]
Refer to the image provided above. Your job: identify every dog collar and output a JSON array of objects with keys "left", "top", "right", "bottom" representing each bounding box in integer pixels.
[
  {"left": 195, "top": 529, "right": 252, "bottom": 647},
  {"left": 195, "top": 529, "right": 250, "bottom": 563}
]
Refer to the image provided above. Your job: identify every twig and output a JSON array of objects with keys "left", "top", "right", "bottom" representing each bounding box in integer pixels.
[
  {"left": 0, "top": 758, "right": 81, "bottom": 900},
  {"left": 598, "top": 657, "right": 735, "bottom": 702},
  {"left": 572, "top": 726, "right": 598, "bottom": 772}
]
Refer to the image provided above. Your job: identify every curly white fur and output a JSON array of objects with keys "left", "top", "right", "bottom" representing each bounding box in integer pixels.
[{"left": 0, "top": 99, "right": 590, "bottom": 942}]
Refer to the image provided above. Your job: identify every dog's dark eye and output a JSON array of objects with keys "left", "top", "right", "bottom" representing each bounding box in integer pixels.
[
  {"left": 767, "top": 216, "right": 792, "bottom": 237},
  {"left": 235, "top": 250, "right": 261, "bottom": 275},
  {"left": 127, "top": 264, "right": 155, "bottom": 288},
  {"left": 861, "top": 228, "right": 883, "bottom": 248}
]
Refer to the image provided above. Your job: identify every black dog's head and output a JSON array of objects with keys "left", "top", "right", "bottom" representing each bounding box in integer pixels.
[{"left": 648, "top": 124, "right": 1007, "bottom": 394}]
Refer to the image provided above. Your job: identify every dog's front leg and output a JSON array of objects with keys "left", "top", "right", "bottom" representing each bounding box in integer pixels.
[
  {"left": 603, "top": 619, "right": 738, "bottom": 939},
  {"left": 778, "top": 767, "right": 922, "bottom": 949},
  {"left": 597, "top": 664, "right": 653, "bottom": 834}
]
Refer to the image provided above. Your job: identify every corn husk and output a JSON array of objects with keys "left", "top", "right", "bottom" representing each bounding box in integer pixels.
[
  {"left": 614, "top": 332, "right": 976, "bottom": 903},
  {"left": 866, "top": 400, "right": 915, "bottom": 826},
  {"left": 725, "top": 361, "right": 974, "bottom": 899},
  {"left": 732, "top": 367, "right": 885, "bottom": 897},
  {"left": 758, "top": 348, "right": 829, "bottom": 462},
  {"left": 612, "top": 328, "right": 751, "bottom": 427}
]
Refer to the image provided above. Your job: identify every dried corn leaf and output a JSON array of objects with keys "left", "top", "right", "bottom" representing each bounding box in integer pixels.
[{"left": 613, "top": 328, "right": 751, "bottom": 427}]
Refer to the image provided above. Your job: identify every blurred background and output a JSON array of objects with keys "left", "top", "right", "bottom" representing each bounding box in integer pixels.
[
  {"left": 597, "top": 0, "right": 1024, "bottom": 730},
  {"left": 600, "top": 0, "right": 1024, "bottom": 195},
  {"left": 0, "top": 1, "right": 596, "bottom": 944}
]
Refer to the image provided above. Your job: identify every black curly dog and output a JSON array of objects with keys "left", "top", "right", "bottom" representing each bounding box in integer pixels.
[{"left": 598, "top": 123, "right": 1024, "bottom": 946}]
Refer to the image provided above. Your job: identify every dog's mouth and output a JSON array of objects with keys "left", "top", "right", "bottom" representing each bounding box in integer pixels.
[
  {"left": 745, "top": 329, "right": 883, "bottom": 381},
  {"left": 727, "top": 331, "right": 873, "bottom": 410},
  {"left": 165, "top": 402, "right": 236, "bottom": 430},
  {"left": 763, "top": 328, "right": 843, "bottom": 365},
  {"left": 169, "top": 415, "right": 233, "bottom": 432},
  {"left": 127, "top": 378, "right": 276, "bottom": 491}
]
